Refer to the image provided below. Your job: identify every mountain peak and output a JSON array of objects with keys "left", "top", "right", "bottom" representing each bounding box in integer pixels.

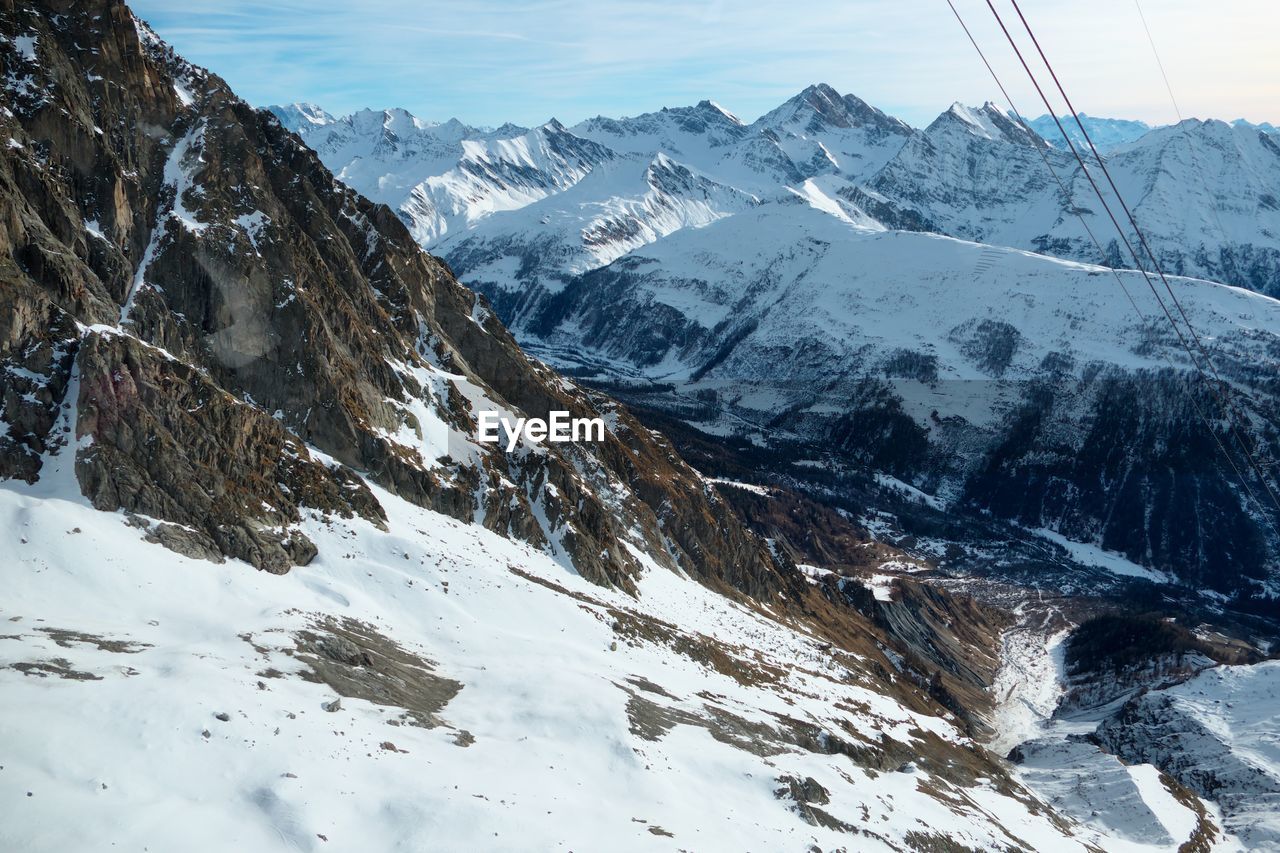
[
  {"left": 651, "top": 101, "right": 742, "bottom": 126},
  {"left": 798, "top": 82, "right": 841, "bottom": 100},
  {"left": 938, "top": 101, "right": 1042, "bottom": 147},
  {"left": 696, "top": 99, "right": 743, "bottom": 125},
  {"left": 783, "top": 83, "right": 853, "bottom": 126},
  {"left": 945, "top": 100, "right": 1000, "bottom": 121},
  {"left": 489, "top": 121, "right": 529, "bottom": 138},
  {"left": 381, "top": 107, "right": 427, "bottom": 133},
  {"left": 267, "top": 101, "right": 336, "bottom": 133},
  {"left": 755, "top": 84, "right": 910, "bottom": 139}
]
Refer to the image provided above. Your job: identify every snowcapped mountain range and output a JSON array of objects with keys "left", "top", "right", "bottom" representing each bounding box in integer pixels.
[
  {"left": 1026, "top": 112, "right": 1154, "bottom": 151},
  {"left": 10, "top": 6, "right": 1224, "bottom": 851},
  {"left": 5, "top": 2, "right": 1280, "bottom": 850},
  {"left": 275, "top": 86, "right": 1280, "bottom": 595},
  {"left": 273, "top": 91, "right": 1280, "bottom": 298}
]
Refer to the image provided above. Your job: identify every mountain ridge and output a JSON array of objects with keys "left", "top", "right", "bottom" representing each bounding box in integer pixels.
[
  {"left": 5, "top": 5, "right": 1279, "bottom": 849},
  {"left": 276, "top": 84, "right": 1280, "bottom": 597},
  {"left": 11, "top": 5, "right": 1199, "bottom": 851}
]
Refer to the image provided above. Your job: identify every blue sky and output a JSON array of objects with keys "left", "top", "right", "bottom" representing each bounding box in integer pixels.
[{"left": 130, "top": 0, "right": 1279, "bottom": 128}]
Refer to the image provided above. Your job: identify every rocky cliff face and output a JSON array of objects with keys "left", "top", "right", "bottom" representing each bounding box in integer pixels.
[{"left": 0, "top": 0, "right": 786, "bottom": 597}]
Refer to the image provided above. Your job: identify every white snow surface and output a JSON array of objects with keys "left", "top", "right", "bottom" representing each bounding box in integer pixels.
[
  {"left": 1013, "top": 737, "right": 1231, "bottom": 852},
  {"left": 537, "top": 202, "right": 1280, "bottom": 394},
  {"left": 989, "top": 621, "right": 1071, "bottom": 757},
  {"left": 13, "top": 34, "right": 37, "bottom": 62},
  {"left": 1, "top": 427, "right": 1109, "bottom": 851},
  {"left": 1031, "top": 527, "right": 1173, "bottom": 584}
]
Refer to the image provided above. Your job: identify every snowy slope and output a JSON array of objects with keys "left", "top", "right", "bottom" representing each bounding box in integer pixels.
[
  {"left": 1013, "top": 738, "right": 1229, "bottom": 852},
  {"left": 2, "top": 427, "right": 1112, "bottom": 853},
  {"left": 987, "top": 616, "right": 1244, "bottom": 852},
  {"left": 1096, "top": 661, "right": 1280, "bottom": 849},
  {"left": 868, "top": 110, "right": 1280, "bottom": 297}
]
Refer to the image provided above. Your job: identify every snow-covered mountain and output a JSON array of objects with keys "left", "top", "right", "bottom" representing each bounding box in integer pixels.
[
  {"left": 278, "top": 83, "right": 916, "bottom": 257},
  {"left": 278, "top": 92, "right": 1280, "bottom": 301},
  {"left": 1233, "top": 118, "right": 1278, "bottom": 135},
  {"left": 1027, "top": 112, "right": 1154, "bottom": 151},
  {"left": 751, "top": 83, "right": 916, "bottom": 180},
  {"left": 1095, "top": 660, "right": 1280, "bottom": 848},
  {"left": 4, "top": 3, "right": 1218, "bottom": 851},
  {"left": 400, "top": 119, "right": 616, "bottom": 245},
  {"left": 8, "top": 3, "right": 1280, "bottom": 850},
  {"left": 277, "top": 89, "right": 1280, "bottom": 594},
  {"left": 272, "top": 108, "right": 611, "bottom": 245},
  {"left": 858, "top": 101, "right": 1068, "bottom": 246},
  {"left": 442, "top": 151, "right": 762, "bottom": 326},
  {"left": 523, "top": 200, "right": 1280, "bottom": 593},
  {"left": 867, "top": 110, "right": 1280, "bottom": 297},
  {"left": 268, "top": 101, "right": 337, "bottom": 132}
]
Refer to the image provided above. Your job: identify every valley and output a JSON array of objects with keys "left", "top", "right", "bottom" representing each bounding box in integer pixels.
[{"left": 2, "top": 1, "right": 1279, "bottom": 850}]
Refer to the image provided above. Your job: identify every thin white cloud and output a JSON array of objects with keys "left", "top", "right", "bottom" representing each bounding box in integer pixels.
[{"left": 129, "top": 0, "right": 1280, "bottom": 128}]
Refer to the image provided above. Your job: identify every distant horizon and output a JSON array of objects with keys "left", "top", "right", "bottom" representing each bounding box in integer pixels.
[
  {"left": 264, "top": 92, "right": 1276, "bottom": 135},
  {"left": 130, "top": 0, "right": 1280, "bottom": 131}
]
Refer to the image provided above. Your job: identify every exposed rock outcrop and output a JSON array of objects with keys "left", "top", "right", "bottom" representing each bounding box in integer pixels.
[{"left": 0, "top": 0, "right": 778, "bottom": 590}]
